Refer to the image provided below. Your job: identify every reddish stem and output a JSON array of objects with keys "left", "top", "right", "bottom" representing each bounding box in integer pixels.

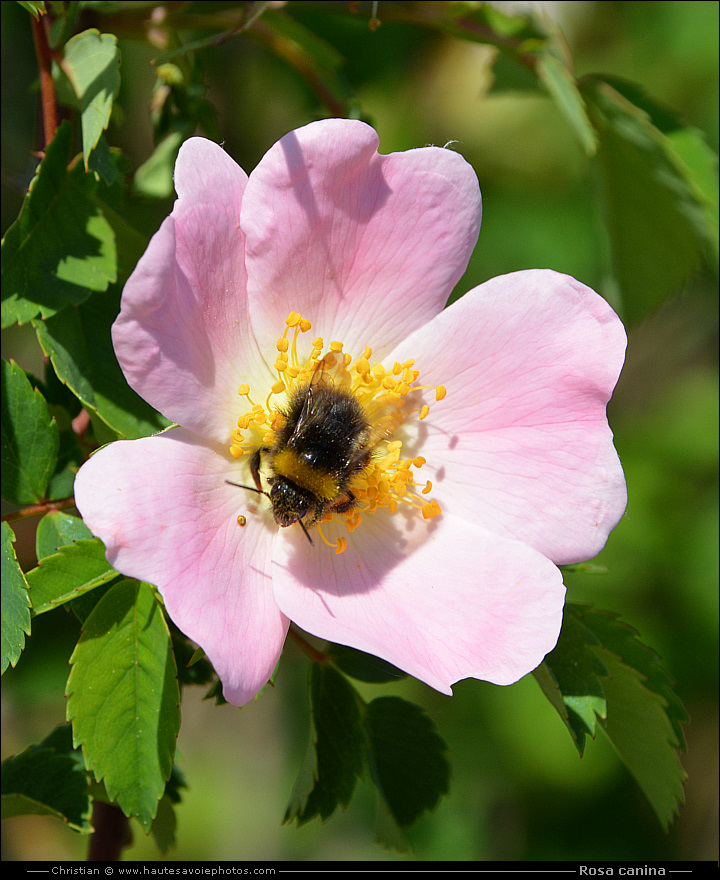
[
  {"left": 30, "top": 12, "right": 57, "bottom": 148},
  {"left": 1, "top": 497, "right": 77, "bottom": 524}
]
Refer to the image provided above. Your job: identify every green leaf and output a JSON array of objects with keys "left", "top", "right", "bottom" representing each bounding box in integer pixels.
[
  {"left": 1, "top": 121, "right": 117, "bottom": 328},
  {"left": 284, "top": 664, "right": 364, "bottom": 825},
  {"left": 60, "top": 29, "right": 120, "bottom": 171},
  {"left": 537, "top": 604, "right": 688, "bottom": 829},
  {"left": 26, "top": 537, "right": 117, "bottom": 616},
  {"left": 33, "top": 286, "right": 170, "bottom": 440},
  {"left": 536, "top": 52, "right": 597, "bottom": 155},
  {"left": 18, "top": 1, "right": 46, "bottom": 20},
  {"left": 1, "top": 359, "right": 59, "bottom": 505},
  {"left": 149, "top": 765, "right": 187, "bottom": 853},
  {"left": 365, "top": 696, "right": 449, "bottom": 829},
  {"left": 582, "top": 76, "right": 718, "bottom": 324},
  {"left": 327, "top": 643, "right": 407, "bottom": 684},
  {"left": 133, "top": 131, "right": 184, "bottom": 200},
  {"left": 534, "top": 605, "right": 609, "bottom": 753},
  {"left": 36, "top": 510, "right": 94, "bottom": 559},
  {"left": 599, "top": 651, "right": 686, "bottom": 830},
  {"left": 581, "top": 608, "right": 688, "bottom": 759},
  {"left": 1, "top": 522, "right": 32, "bottom": 674},
  {"left": 66, "top": 579, "right": 180, "bottom": 830},
  {"left": 1, "top": 726, "right": 92, "bottom": 832}
]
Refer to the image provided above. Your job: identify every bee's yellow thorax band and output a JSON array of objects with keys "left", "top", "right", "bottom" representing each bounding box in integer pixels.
[{"left": 272, "top": 449, "right": 339, "bottom": 502}]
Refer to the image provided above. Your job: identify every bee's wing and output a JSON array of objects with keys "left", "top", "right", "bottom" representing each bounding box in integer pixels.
[{"left": 287, "top": 360, "right": 327, "bottom": 442}]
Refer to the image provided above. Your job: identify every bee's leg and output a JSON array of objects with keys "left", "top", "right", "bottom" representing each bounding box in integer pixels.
[
  {"left": 249, "top": 447, "right": 268, "bottom": 493},
  {"left": 332, "top": 490, "right": 357, "bottom": 515}
]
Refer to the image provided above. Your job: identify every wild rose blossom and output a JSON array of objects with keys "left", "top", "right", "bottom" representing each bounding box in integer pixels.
[{"left": 74, "top": 120, "right": 627, "bottom": 706}]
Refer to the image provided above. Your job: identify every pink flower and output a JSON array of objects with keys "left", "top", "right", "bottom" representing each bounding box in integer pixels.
[{"left": 74, "top": 120, "right": 627, "bottom": 706}]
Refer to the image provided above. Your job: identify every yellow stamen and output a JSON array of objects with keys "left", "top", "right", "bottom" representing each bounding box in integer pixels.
[{"left": 228, "top": 310, "right": 446, "bottom": 548}]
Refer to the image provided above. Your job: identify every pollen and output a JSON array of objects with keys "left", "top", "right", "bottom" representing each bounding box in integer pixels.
[{"left": 228, "top": 311, "right": 447, "bottom": 551}]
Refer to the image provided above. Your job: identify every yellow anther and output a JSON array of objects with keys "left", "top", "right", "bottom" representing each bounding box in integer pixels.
[
  {"left": 230, "top": 310, "right": 447, "bottom": 550},
  {"left": 237, "top": 515, "right": 247, "bottom": 527}
]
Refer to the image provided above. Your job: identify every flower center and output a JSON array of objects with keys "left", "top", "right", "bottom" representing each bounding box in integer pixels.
[{"left": 229, "top": 312, "right": 444, "bottom": 553}]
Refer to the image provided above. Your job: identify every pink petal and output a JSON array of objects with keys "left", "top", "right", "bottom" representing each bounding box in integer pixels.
[
  {"left": 73, "top": 429, "right": 288, "bottom": 706},
  {"left": 272, "top": 512, "right": 565, "bottom": 689},
  {"left": 241, "top": 119, "right": 482, "bottom": 361},
  {"left": 390, "top": 269, "right": 627, "bottom": 565},
  {"left": 113, "top": 138, "right": 267, "bottom": 446}
]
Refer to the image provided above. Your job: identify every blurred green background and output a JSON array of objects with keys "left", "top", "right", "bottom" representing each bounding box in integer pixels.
[{"left": 1, "top": 0, "right": 717, "bottom": 862}]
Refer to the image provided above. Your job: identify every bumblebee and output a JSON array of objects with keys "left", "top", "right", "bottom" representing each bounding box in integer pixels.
[{"left": 229, "top": 363, "right": 374, "bottom": 545}]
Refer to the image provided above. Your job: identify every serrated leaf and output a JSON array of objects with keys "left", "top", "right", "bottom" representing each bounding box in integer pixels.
[
  {"left": 60, "top": 29, "right": 120, "bottom": 170},
  {"left": 284, "top": 664, "right": 364, "bottom": 825},
  {"left": 37, "top": 494, "right": 91, "bottom": 558},
  {"left": 1, "top": 726, "right": 91, "bottom": 832},
  {"left": 536, "top": 52, "right": 597, "bottom": 155},
  {"left": 365, "top": 696, "right": 449, "bottom": 829},
  {"left": 26, "top": 537, "right": 117, "bottom": 615},
  {"left": 33, "top": 286, "right": 170, "bottom": 440},
  {"left": 537, "top": 604, "right": 688, "bottom": 829},
  {"left": 1, "top": 522, "right": 32, "bottom": 674},
  {"left": 598, "top": 651, "right": 687, "bottom": 830},
  {"left": 534, "top": 604, "right": 609, "bottom": 753},
  {"left": 66, "top": 579, "right": 180, "bottom": 829},
  {"left": 1, "top": 358, "right": 59, "bottom": 505},
  {"left": 1, "top": 122, "right": 116, "bottom": 328},
  {"left": 148, "top": 764, "right": 185, "bottom": 853},
  {"left": 582, "top": 608, "right": 688, "bottom": 755},
  {"left": 582, "top": 76, "right": 717, "bottom": 324},
  {"left": 327, "top": 643, "right": 407, "bottom": 684}
]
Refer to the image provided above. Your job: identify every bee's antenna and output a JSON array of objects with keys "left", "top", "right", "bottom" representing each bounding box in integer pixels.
[
  {"left": 225, "top": 479, "right": 269, "bottom": 498},
  {"left": 296, "top": 517, "right": 315, "bottom": 547}
]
